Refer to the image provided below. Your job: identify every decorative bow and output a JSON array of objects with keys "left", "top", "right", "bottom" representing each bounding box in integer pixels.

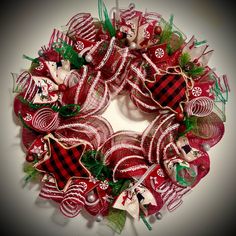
[{"left": 112, "top": 185, "right": 156, "bottom": 219}]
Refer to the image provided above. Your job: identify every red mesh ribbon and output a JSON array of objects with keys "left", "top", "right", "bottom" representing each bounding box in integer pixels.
[
  {"left": 99, "top": 131, "right": 149, "bottom": 181},
  {"left": 66, "top": 13, "right": 96, "bottom": 41},
  {"left": 54, "top": 115, "right": 113, "bottom": 149},
  {"left": 39, "top": 178, "right": 111, "bottom": 217},
  {"left": 141, "top": 113, "right": 179, "bottom": 164},
  {"left": 187, "top": 112, "right": 225, "bottom": 150},
  {"left": 60, "top": 180, "right": 88, "bottom": 218},
  {"left": 62, "top": 66, "right": 111, "bottom": 116}
]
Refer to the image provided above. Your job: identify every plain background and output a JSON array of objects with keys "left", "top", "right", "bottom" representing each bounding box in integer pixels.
[{"left": 0, "top": 0, "right": 235, "bottom": 235}]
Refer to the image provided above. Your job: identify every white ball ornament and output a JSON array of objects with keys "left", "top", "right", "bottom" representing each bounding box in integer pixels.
[
  {"left": 85, "top": 54, "right": 93, "bottom": 63},
  {"left": 95, "top": 214, "right": 103, "bottom": 222},
  {"left": 202, "top": 143, "right": 211, "bottom": 151},
  {"left": 129, "top": 42, "right": 137, "bottom": 50},
  {"left": 87, "top": 192, "right": 96, "bottom": 203}
]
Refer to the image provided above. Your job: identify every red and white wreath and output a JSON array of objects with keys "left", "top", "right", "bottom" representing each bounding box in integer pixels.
[{"left": 12, "top": 0, "right": 229, "bottom": 234}]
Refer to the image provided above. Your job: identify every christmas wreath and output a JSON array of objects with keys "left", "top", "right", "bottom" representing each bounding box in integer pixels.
[{"left": 12, "top": 0, "right": 229, "bottom": 234}]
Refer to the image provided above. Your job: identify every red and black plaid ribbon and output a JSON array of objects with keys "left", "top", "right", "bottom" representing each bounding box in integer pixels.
[
  {"left": 36, "top": 138, "right": 89, "bottom": 190},
  {"left": 145, "top": 73, "right": 186, "bottom": 111}
]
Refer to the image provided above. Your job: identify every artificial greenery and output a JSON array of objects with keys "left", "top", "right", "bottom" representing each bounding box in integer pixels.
[
  {"left": 98, "top": 0, "right": 116, "bottom": 37},
  {"left": 23, "top": 161, "right": 40, "bottom": 186},
  {"left": 53, "top": 41, "right": 85, "bottom": 69},
  {"left": 159, "top": 15, "right": 184, "bottom": 54},
  {"left": 109, "top": 179, "right": 131, "bottom": 196},
  {"left": 81, "top": 150, "right": 112, "bottom": 181},
  {"left": 106, "top": 208, "right": 127, "bottom": 234},
  {"left": 187, "top": 65, "right": 204, "bottom": 77},
  {"left": 159, "top": 17, "right": 173, "bottom": 45},
  {"left": 178, "top": 115, "right": 198, "bottom": 137},
  {"left": 81, "top": 150, "right": 131, "bottom": 195},
  {"left": 179, "top": 52, "right": 205, "bottom": 77},
  {"left": 18, "top": 96, "right": 81, "bottom": 117},
  {"left": 179, "top": 52, "right": 191, "bottom": 68}
]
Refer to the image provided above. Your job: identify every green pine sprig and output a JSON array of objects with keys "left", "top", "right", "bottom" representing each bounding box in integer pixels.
[
  {"left": 159, "top": 18, "right": 173, "bottom": 45},
  {"left": 81, "top": 151, "right": 131, "bottom": 195},
  {"left": 179, "top": 52, "right": 205, "bottom": 77},
  {"left": 179, "top": 52, "right": 191, "bottom": 68},
  {"left": 81, "top": 150, "right": 112, "bottom": 181},
  {"left": 23, "top": 161, "right": 40, "bottom": 187},
  {"left": 109, "top": 179, "right": 131, "bottom": 196},
  {"left": 187, "top": 65, "right": 205, "bottom": 77}
]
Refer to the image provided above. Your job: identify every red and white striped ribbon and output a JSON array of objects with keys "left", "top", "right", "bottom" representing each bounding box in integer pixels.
[
  {"left": 99, "top": 131, "right": 148, "bottom": 181},
  {"left": 66, "top": 13, "right": 96, "bottom": 41},
  {"left": 39, "top": 181, "right": 64, "bottom": 202},
  {"left": 15, "top": 71, "right": 37, "bottom": 102},
  {"left": 120, "top": 4, "right": 136, "bottom": 21},
  {"left": 31, "top": 107, "right": 60, "bottom": 132},
  {"left": 48, "top": 29, "right": 73, "bottom": 49},
  {"left": 54, "top": 115, "right": 113, "bottom": 149},
  {"left": 186, "top": 96, "right": 214, "bottom": 117},
  {"left": 157, "top": 181, "right": 191, "bottom": 212},
  {"left": 62, "top": 69, "right": 111, "bottom": 117},
  {"left": 143, "top": 12, "right": 162, "bottom": 22},
  {"left": 141, "top": 113, "right": 179, "bottom": 164},
  {"left": 60, "top": 181, "right": 87, "bottom": 218}
]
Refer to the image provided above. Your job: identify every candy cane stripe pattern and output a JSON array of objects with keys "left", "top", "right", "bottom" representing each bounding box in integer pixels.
[{"left": 12, "top": 0, "right": 229, "bottom": 234}]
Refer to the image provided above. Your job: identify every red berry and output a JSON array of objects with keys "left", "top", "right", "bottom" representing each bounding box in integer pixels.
[
  {"left": 176, "top": 112, "right": 184, "bottom": 122},
  {"left": 199, "top": 165, "right": 206, "bottom": 171},
  {"left": 26, "top": 155, "right": 35, "bottom": 162},
  {"left": 58, "top": 84, "right": 67, "bottom": 92},
  {"left": 116, "top": 31, "right": 124, "bottom": 39},
  {"left": 178, "top": 124, "right": 186, "bottom": 133},
  {"left": 154, "top": 26, "right": 162, "bottom": 35}
]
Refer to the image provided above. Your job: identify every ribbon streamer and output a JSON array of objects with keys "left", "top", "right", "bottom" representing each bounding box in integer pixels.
[{"left": 98, "top": 0, "right": 116, "bottom": 37}]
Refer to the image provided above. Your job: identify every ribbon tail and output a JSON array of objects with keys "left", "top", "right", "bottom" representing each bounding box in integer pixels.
[{"left": 98, "top": 0, "right": 116, "bottom": 37}]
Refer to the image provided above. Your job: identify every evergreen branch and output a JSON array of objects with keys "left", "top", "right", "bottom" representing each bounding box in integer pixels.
[
  {"left": 23, "top": 161, "right": 40, "bottom": 186},
  {"left": 81, "top": 150, "right": 112, "bottom": 180},
  {"left": 179, "top": 52, "right": 191, "bottom": 68},
  {"left": 188, "top": 65, "right": 205, "bottom": 77},
  {"left": 109, "top": 179, "right": 131, "bottom": 196},
  {"left": 159, "top": 19, "right": 173, "bottom": 44}
]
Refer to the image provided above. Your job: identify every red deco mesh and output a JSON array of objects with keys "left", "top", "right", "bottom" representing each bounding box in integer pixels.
[
  {"left": 188, "top": 112, "right": 225, "bottom": 150},
  {"left": 54, "top": 115, "right": 113, "bottom": 149},
  {"left": 99, "top": 131, "right": 149, "bottom": 180}
]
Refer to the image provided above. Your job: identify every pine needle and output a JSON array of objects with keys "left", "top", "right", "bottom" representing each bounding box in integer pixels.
[
  {"left": 179, "top": 52, "right": 191, "bottom": 68},
  {"left": 188, "top": 65, "right": 205, "bottom": 77},
  {"left": 159, "top": 19, "right": 173, "bottom": 44}
]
